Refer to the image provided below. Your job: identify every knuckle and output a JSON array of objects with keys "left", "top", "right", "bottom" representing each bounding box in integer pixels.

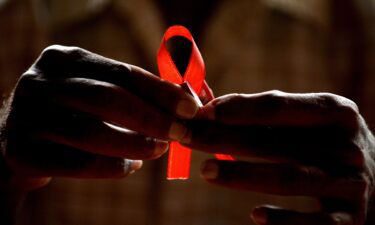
[
  {"left": 319, "top": 93, "right": 360, "bottom": 125},
  {"left": 40, "top": 45, "right": 69, "bottom": 61},
  {"left": 259, "top": 90, "right": 287, "bottom": 113},
  {"left": 264, "top": 90, "right": 286, "bottom": 104},
  {"left": 282, "top": 166, "right": 326, "bottom": 195},
  {"left": 36, "top": 45, "right": 85, "bottom": 72},
  {"left": 63, "top": 46, "right": 86, "bottom": 60},
  {"left": 319, "top": 93, "right": 358, "bottom": 112},
  {"left": 13, "top": 73, "right": 45, "bottom": 100},
  {"left": 17, "top": 73, "right": 38, "bottom": 89},
  {"left": 215, "top": 93, "right": 243, "bottom": 105},
  {"left": 347, "top": 139, "right": 363, "bottom": 153},
  {"left": 214, "top": 93, "right": 246, "bottom": 115},
  {"left": 266, "top": 89, "right": 285, "bottom": 96},
  {"left": 337, "top": 104, "right": 359, "bottom": 125},
  {"left": 347, "top": 141, "right": 365, "bottom": 167}
]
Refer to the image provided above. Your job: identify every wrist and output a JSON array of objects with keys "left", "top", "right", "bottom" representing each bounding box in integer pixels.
[
  {"left": 0, "top": 96, "right": 12, "bottom": 190},
  {"left": 0, "top": 134, "right": 50, "bottom": 191},
  {"left": 0, "top": 95, "right": 49, "bottom": 191}
]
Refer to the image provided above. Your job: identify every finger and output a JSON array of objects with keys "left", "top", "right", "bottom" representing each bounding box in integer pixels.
[
  {"left": 8, "top": 102, "right": 169, "bottom": 159},
  {"left": 32, "top": 112, "right": 169, "bottom": 160},
  {"left": 200, "top": 160, "right": 367, "bottom": 199},
  {"left": 183, "top": 120, "right": 363, "bottom": 168},
  {"left": 6, "top": 138, "right": 142, "bottom": 178},
  {"left": 16, "top": 76, "right": 190, "bottom": 142},
  {"left": 200, "top": 91, "right": 359, "bottom": 129},
  {"left": 251, "top": 205, "right": 354, "bottom": 225},
  {"left": 34, "top": 45, "right": 200, "bottom": 119}
]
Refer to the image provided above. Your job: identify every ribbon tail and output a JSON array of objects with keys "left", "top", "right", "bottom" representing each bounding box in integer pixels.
[
  {"left": 167, "top": 142, "right": 192, "bottom": 180},
  {"left": 215, "top": 154, "right": 235, "bottom": 161}
]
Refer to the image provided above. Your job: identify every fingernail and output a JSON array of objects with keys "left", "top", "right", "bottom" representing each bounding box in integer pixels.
[
  {"left": 153, "top": 140, "right": 169, "bottom": 157},
  {"left": 176, "top": 97, "right": 199, "bottom": 119},
  {"left": 251, "top": 208, "right": 268, "bottom": 225},
  {"left": 201, "top": 161, "right": 219, "bottom": 180},
  {"left": 168, "top": 122, "right": 189, "bottom": 141},
  {"left": 130, "top": 160, "right": 143, "bottom": 171}
]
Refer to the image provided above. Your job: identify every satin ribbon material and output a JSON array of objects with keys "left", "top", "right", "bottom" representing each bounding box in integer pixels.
[{"left": 157, "top": 25, "right": 234, "bottom": 180}]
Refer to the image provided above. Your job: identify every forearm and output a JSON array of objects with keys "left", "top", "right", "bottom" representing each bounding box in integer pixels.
[
  {"left": 0, "top": 146, "right": 26, "bottom": 225},
  {"left": 0, "top": 96, "right": 27, "bottom": 225}
]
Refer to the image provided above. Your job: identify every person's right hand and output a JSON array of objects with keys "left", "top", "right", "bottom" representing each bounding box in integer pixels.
[{"left": 0, "top": 45, "right": 198, "bottom": 190}]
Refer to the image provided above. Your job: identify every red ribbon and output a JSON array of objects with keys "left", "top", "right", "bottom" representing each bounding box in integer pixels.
[{"left": 157, "top": 25, "right": 234, "bottom": 180}]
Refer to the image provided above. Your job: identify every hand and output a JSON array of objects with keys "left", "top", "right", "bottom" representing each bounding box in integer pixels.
[
  {"left": 183, "top": 90, "right": 375, "bottom": 225},
  {"left": 0, "top": 45, "right": 198, "bottom": 191}
]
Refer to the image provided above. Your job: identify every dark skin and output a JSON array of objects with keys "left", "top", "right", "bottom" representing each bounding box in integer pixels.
[
  {"left": 0, "top": 45, "right": 200, "bottom": 223},
  {"left": 1, "top": 44, "right": 375, "bottom": 225},
  {"left": 186, "top": 92, "right": 375, "bottom": 225},
  {"left": 1, "top": 1, "right": 375, "bottom": 225},
  {"left": 2, "top": 44, "right": 205, "bottom": 180}
]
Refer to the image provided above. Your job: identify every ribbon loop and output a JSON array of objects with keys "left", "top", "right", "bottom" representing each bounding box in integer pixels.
[{"left": 158, "top": 25, "right": 205, "bottom": 94}]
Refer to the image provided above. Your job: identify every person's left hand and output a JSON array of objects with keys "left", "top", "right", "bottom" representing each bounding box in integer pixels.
[{"left": 182, "top": 90, "right": 375, "bottom": 225}]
